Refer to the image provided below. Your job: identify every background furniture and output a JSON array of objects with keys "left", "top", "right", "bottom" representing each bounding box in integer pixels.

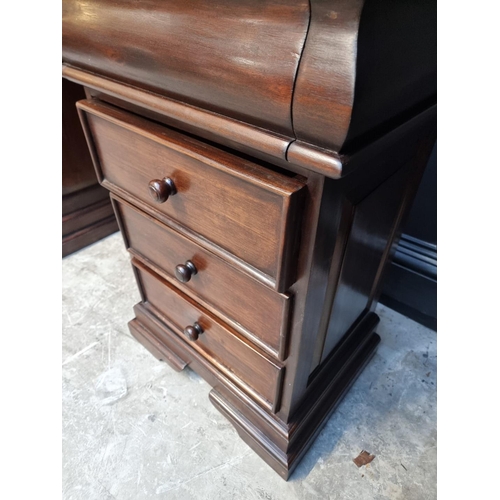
[{"left": 62, "top": 78, "right": 118, "bottom": 257}]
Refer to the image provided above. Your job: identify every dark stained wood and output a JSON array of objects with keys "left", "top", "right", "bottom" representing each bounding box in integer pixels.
[
  {"left": 291, "top": 0, "right": 436, "bottom": 155},
  {"left": 294, "top": 106, "right": 436, "bottom": 400},
  {"left": 62, "top": 0, "right": 309, "bottom": 135},
  {"left": 62, "top": 183, "right": 109, "bottom": 216},
  {"left": 62, "top": 79, "right": 98, "bottom": 196},
  {"left": 63, "top": 65, "right": 292, "bottom": 162},
  {"left": 63, "top": 0, "right": 437, "bottom": 480},
  {"left": 112, "top": 196, "right": 290, "bottom": 359},
  {"left": 270, "top": 106, "right": 435, "bottom": 429},
  {"left": 320, "top": 165, "right": 416, "bottom": 362},
  {"left": 62, "top": 79, "right": 118, "bottom": 256},
  {"left": 133, "top": 259, "right": 284, "bottom": 411},
  {"left": 62, "top": 197, "right": 113, "bottom": 237},
  {"left": 291, "top": 0, "right": 364, "bottom": 151},
  {"left": 342, "top": 0, "right": 437, "bottom": 152},
  {"left": 273, "top": 172, "right": 326, "bottom": 420},
  {"left": 62, "top": 213, "right": 118, "bottom": 257},
  {"left": 78, "top": 99, "right": 305, "bottom": 291},
  {"left": 286, "top": 142, "right": 343, "bottom": 178},
  {"left": 210, "top": 314, "right": 380, "bottom": 479}
]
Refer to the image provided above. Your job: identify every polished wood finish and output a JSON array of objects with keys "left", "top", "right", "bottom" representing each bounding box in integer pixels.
[
  {"left": 343, "top": 0, "right": 436, "bottom": 151},
  {"left": 63, "top": 0, "right": 435, "bottom": 175},
  {"left": 64, "top": 0, "right": 436, "bottom": 480},
  {"left": 63, "top": 79, "right": 99, "bottom": 196},
  {"left": 111, "top": 196, "right": 290, "bottom": 358},
  {"left": 62, "top": 195, "right": 117, "bottom": 257},
  {"left": 78, "top": 100, "right": 305, "bottom": 291},
  {"left": 62, "top": 79, "right": 118, "bottom": 256},
  {"left": 62, "top": 0, "right": 309, "bottom": 135},
  {"left": 292, "top": 0, "right": 364, "bottom": 151},
  {"left": 62, "top": 65, "right": 292, "bottom": 163},
  {"left": 133, "top": 260, "right": 284, "bottom": 412}
]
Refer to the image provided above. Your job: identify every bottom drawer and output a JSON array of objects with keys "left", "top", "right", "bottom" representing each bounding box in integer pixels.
[{"left": 133, "top": 259, "right": 284, "bottom": 411}]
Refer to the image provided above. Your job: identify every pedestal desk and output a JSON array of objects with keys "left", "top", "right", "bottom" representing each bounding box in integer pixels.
[{"left": 62, "top": 0, "right": 436, "bottom": 479}]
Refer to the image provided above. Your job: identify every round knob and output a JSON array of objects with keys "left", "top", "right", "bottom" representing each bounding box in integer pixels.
[
  {"left": 148, "top": 177, "right": 176, "bottom": 203},
  {"left": 184, "top": 322, "right": 203, "bottom": 341},
  {"left": 175, "top": 260, "right": 197, "bottom": 283}
]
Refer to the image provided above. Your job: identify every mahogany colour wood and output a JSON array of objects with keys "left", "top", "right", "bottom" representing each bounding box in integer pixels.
[
  {"left": 62, "top": 0, "right": 309, "bottom": 135},
  {"left": 112, "top": 196, "right": 290, "bottom": 359},
  {"left": 64, "top": 0, "right": 436, "bottom": 480},
  {"left": 62, "top": 65, "right": 293, "bottom": 163},
  {"left": 62, "top": 78, "right": 118, "bottom": 256},
  {"left": 63, "top": 79, "right": 99, "bottom": 196},
  {"left": 133, "top": 260, "right": 284, "bottom": 412},
  {"left": 291, "top": 0, "right": 364, "bottom": 151},
  {"left": 78, "top": 100, "right": 305, "bottom": 291}
]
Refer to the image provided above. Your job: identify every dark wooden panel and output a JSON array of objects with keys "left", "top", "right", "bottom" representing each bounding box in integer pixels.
[
  {"left": 343, "top": 0, "right": 437, "bottom": 152},
  {"left": 62, "top": 183, "right": 109, "bottom": 217},
  {"left": 62, "top": 79, "right": 98, "bottom": 196},
  {"left": 113, "top": 196, "right": 290, "bottom": 358},
  {"left": 291, "top": 0, "right": 364, "bottom": 151},
  {"left": 295, "top": 105, "right": 437, "bottom": 375},
  {"left": 62, "top": 197, "right": 115, "bottom": 237},
  {"left": 320, "top": 167, "right": 411, "bottom": 362},
  {"left": 133, "top": 260, "right": 284, "bottom": 410},
  {"left": 62, "top": 214, "right": 118, "bottom": 257},
  {"left": 291, "top": 0, "right": 436, "bottom": 154},
  {"left": 62, "top": 79, "right": 118, "bottom": 256},
  {"left": 78, "top": 100, "right": 305, "bottom": 291},
  {"left": 62, "top": 0, "right": 309, "bottom": 135}
]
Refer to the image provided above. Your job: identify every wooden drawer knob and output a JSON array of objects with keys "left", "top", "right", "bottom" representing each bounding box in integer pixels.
[
  {"left": 184, "top": 322, "right": 203, "bottom": 341},
  {"left": 148, "top": 177, "right": 176, "bottom": 203},
  {"left": 175, "top": 260, "right": 197, "bottom": 283}
]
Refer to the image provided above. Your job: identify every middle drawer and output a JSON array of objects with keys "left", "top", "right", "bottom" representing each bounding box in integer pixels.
[{"left": 113, "top": 195, "right": 290, "bottom": 359}]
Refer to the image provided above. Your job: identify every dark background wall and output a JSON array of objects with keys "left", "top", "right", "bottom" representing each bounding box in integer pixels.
[{"left": 380, "top": 143, "right": 437, "bottom": 330}]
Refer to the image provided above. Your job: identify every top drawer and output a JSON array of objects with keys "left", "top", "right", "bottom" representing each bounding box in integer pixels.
[{"left": 77, "top": 100, "right": 305, "bottom": 292}]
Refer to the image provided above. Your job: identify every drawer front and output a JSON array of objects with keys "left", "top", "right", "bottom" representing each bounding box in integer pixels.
[
  {"left": 133, "top": 260, "right": 284, "bottom": 410},
  {"left": 113, "top": 196, "right": 289, "bottom": 359},
  {"left": 77, "top": 100, "right": 305, "bottom": 291}
]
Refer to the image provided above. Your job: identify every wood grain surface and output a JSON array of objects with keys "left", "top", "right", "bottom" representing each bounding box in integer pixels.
[
  {"left": 133, "top": 260, "right": 284, "bottom": 411},
  {"left": 78, "top": 100, "right": 305, "bottom": 290},
  {"left": 113, "top": 196, "right": 290, "bottom": 359},
  {"left": 62, "top": 79, "right": 99, "bottom": 196},
  {"left": 291, "top": 0, "right": 364, "bottom": 152},
  {"left": 63, "top": 0, "right": 309, "bottom": 135}
]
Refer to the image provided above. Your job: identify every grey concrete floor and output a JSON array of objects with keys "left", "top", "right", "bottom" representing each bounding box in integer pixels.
[{"left": 62, "top": 233, "right": 437, "bottom": 500}]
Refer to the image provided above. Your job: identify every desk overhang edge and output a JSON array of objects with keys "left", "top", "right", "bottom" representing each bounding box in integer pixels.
[{"left": 62, "top": 64, "right": 345, "bottom": 179}]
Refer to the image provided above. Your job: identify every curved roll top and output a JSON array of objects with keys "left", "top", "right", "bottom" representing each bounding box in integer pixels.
[
  {"left": 62, "top": 0, "right": 310, "bottom": 137},
  {"left": 63, "top": 0, "right": 436, "bottom": 175}
]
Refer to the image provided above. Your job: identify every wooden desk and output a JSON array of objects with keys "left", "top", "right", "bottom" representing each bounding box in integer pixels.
[{"left": 62, "top": 0, "right": 436, "bottom": 479}]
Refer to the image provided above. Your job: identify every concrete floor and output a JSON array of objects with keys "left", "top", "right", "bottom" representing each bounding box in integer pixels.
[{"left": 62, "top": 233, "right": 437, "bottom": 500}]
